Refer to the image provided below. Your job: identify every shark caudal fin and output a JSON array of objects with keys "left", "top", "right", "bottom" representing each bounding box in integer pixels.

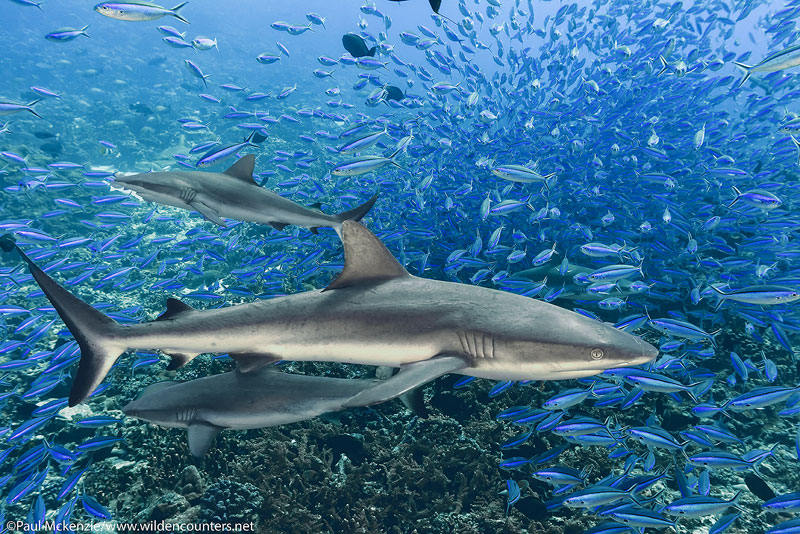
[
  {"left": 0, "top": 234, "right": 125, "bottom": 407},
  {"left": 336, "top": 192, "right": 379, "bottom": 224}
]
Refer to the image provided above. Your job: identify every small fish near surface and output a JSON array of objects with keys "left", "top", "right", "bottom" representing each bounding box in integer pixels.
[
  {"left": 0, "top": 221, "right": 657, "bottom": 407},
  {"left": 122, "top": 367, "right": 388, "bottom": 457},
  {"left": 112, "top": 154, "right": 379, "bottom": 232},
  {"left": 94, "top": 1, "right": 190, "bottom": 24}
]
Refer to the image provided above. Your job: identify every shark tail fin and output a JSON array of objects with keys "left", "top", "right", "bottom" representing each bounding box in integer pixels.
[
  {"left": 368, "top": 46, "right": 377, "bottom": 57},
  {"left": 170, "top": 2, "right": 190, "bottom": 24},
  {"left": 336, "top": 192, "right": 379, "bottom": 224},
  {"left": 0, "top": 234, "right": 125, "bottom": 407}
]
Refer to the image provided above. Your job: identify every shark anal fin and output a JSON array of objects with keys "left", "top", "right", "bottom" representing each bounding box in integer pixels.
[
  {"left": 310, "top": 227, "right": 319, "bottom": 234},
  {"left": 156, "top": 297, "right": 196, "bottom": 322},
  {"left": 230, "top": 352, "right": 280, "bottom": 373},
  {"left": 309, "top": 202, "right": 323, "bottom": 210},
  {"left": 187, "top": 423, "right": 223, "bottom": 457},
  {"left": 269, "top": 222, "right": 289, "bottom": 231},
  {"left": 343, "top": 355, "right": 468, "bottom": 408},
  {"left": 223, "top": 154, "right": 256, "bottom": 183},
  {"left": 190, "top": 201, "right": 226, "bottom": 227},
  {"left": 165, "top": 352, "right": 197, "bottom": 371},
  {"left": 324, "top": 220, "right": 410, "bottom": 291}
]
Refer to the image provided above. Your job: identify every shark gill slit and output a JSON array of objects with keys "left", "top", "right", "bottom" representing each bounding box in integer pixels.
[
  {"left": 457, "top": 330, "right": 495, "bottom": 359},
  {"left": 180, "top": 188, "right": 197, "bottom": 203}
]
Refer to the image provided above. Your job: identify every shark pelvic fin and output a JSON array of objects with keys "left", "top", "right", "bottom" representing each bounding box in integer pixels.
[
  {"left": 324, "top": 220, "right": 410, "bottom": 291},
  {"left": 187, "top": 423, "right": 223, "bottom": 457},
  {"left": 342, "top": 355, "right": 468, "bottom": 408},
  {"left": 230, "top": 353, "right": 280, "bottom": 373},
  {"left": 165, "top": 352, "right": 197, "bottom": 371},
  {"left": 269, "top": 222, "right": 289, "bottom": 231},
  {"left": 223, "top": 154, "right": 256, "bottom": 183},
  {"left": 156, "top": 298, "right": 196, "bottom": 322},
  {"left": 190, "top": 200, "right": 226, "bottom": 226}
]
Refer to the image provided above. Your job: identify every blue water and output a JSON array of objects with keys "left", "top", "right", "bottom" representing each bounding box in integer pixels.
[{"left": 1, "top": 0, "right": 800, "bottom": 532}]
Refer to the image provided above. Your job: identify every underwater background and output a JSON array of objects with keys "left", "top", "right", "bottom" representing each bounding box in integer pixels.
[{"left": 2, "top": 0, "right": 800, "bottom": 532}]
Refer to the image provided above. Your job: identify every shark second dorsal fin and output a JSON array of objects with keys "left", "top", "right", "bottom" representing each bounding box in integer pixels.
[
  {"left": 223, "top": 154, "right": 256, "bottom": 183},
  {"left": 323, "top": 220, "right": 410, "bottom": 291},
  {"left": 156, "top": 298, "right": 195, "bottom": 322}
]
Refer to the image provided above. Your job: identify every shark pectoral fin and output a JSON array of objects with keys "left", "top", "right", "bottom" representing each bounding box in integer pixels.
[
  {"left": 165, "top": 352, "right": 198, "bottom": 371},
  {"left": 324, "top": 220, "right": 411, "bottom": 291},
  {"left": 190, "top": 201, "right": 226, "bottom": 226},
  {"left": 342, "top": 355, "right": 468, "bottom": 408},
  {"left": 230, "top": 352, "right": 280, "bottom": 373},
  {"left": 187, "top": 423, "right": 223, "bottom": 457},
  {"left": 223, "top": 154, "right": 256, "bottom": 183},
  {"left": 268, "top": 222, "right": 289, "bottom": 231},
  {"left": 156, "top": 298, "right": 196, "bottom": 321}
]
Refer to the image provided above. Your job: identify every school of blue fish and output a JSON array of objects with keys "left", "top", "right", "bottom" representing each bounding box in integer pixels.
[{"left": 2, "top": 0, "right": 800, "bottom": 531}]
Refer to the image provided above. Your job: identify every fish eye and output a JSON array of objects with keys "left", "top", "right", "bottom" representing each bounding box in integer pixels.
[{"left": 590, "top": 348, "right": 604, "bottom": 360}]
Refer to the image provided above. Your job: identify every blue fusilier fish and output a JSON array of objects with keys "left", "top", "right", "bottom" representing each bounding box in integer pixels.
[
  {"left": 113, "top": 154, "right": 378, "bottom": 231},
  {"left": 0, "top": 99, "right": 42, "bottom": 119},
  {"left": 0, "top": 221, "right": 657, "bottom": 407},
  {"left": 94, "top": 2, "right": 189, "bottom": 24},
  {"left": 735, "top": 44, "right": 800, "bottom": 88},
  {"left": 711, "top": 285, "right": 800, "bottom": 306},
  {"left": 122, "top": 367, "right": 415, "bottom": 456},
  {"left": 45, "top": 26, "right": 90, "bottom": 42}
]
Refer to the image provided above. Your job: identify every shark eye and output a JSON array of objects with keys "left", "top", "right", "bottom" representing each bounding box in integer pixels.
[{"left": 590, "top": 348, "right": 604, "bottom": 360}]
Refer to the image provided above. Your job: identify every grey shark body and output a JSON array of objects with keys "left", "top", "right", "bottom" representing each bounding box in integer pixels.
[
  {"left": 122, "top": 368, "right": 382, "bottom": 456},
  {"left": 113, "top": 154, "right": 377, "bottom": 232},
  {"left": 0, "top": 222, "right": 658, "bottom": 408}
]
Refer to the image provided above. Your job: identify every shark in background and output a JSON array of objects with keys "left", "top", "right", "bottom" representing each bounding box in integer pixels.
[
  {"left": 0, "top": 222, "right": 658, "bottom": 408},
  {"left": 122, "top": 367, "right": 424, "bottom": 457},
  {"left": 112, "top": 154, "right": 378, "bottom": 233}
]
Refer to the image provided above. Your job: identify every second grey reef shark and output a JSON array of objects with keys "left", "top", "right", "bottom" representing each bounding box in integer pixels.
[
  {"left": 0, "top": 222, "right": 658, "bottom": 408},
  {"left": 113, "top": 154, "right": 378, "bottom": 233},
  {"left": 123, "top": 367, "right": 413, "bottom": 457}
]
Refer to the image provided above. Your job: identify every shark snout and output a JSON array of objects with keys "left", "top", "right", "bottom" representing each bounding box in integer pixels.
[{"left": 625, "top": 335, "right": 659, "bottom": 366}]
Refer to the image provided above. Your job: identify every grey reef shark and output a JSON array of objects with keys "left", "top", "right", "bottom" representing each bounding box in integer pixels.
[
  {"left": 113, "top": 154, "right": 378, "bottom": 234},
  {"left": 122, "top": 367, "right": 423, "bottom": 457},
  {"left": 0, "top": 222, "right": 658, "bottom": 408}
]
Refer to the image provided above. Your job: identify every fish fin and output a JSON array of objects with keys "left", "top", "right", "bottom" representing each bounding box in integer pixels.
[
  {"left": 323, "top": 220, "right": 410, "bottom": 291},
  {"left": 733, "top": 62, "right": 752, "bottom": 89},
  {"left": 165, "top": 352, "right": 197, "bottom": 371},
  {"left": 368, "top": 46, "right": 377, "bottom": 57},
  {"left": 137, "top": 381, "right": 180, "bottom": 398},
  {"left": 230, "top": 353, "right": 280, "bottom": 373},
  {"left": 310, "top": 227, "right": 320, "bottom": 234},
  {"left": 400, "top": 387, "right": 429, "bottom": 418},
  {"left": 170, "top": 2, "right": 190, "bottom": 24},
  {"left": 336, "top": 192, "right": 378, "bottom": 223},
  {"left": 187, "top": 423, "right": 222, "bottom": 457},
  {"left": 2, "top": 235, "right": 125, "bottom": 407},
  {"left": 269, "top": 222, "right": 289, "bottom": 231},
  {"left": 342, "top": 355, "right": 468, "bottom": 408},
  {"left": 223, "top": 154, "right": 256, "bottom": 183},
  {"left": 155, "top": 298, "right": 195, "bottom": 322},
  {"left": 310, "top": 202, "right": 323, "bottom": 210},
  {"left": 190, "top": 200, "right": 226, "bottom": 226}
]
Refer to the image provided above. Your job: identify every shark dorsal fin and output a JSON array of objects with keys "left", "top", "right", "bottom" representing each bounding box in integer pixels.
[
  {"left": 223, "top": 154, "right": 256, "bottom": 183},
  {"left": 323, "top": 220, "right": 410, "bottom": 291},
  {"left": 156, "top": 298, "right": 195, "bottom": 322}
]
